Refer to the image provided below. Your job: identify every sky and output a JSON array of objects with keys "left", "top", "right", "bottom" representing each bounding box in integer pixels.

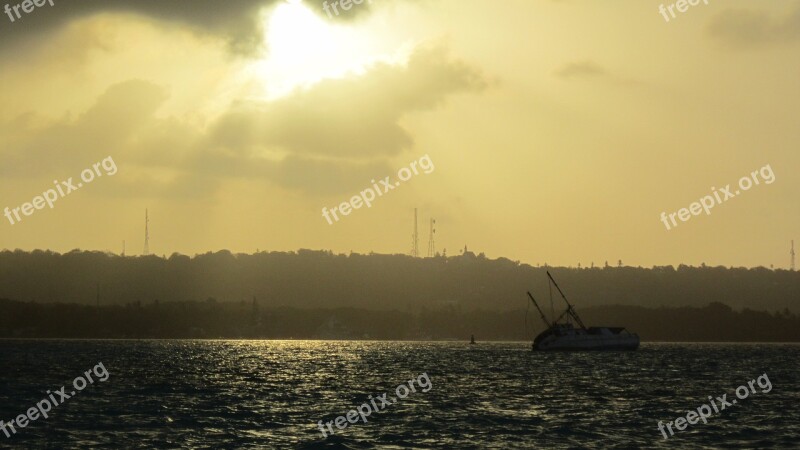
[{"left": 0, "top": 0, "right": 798, "bottom": 268}]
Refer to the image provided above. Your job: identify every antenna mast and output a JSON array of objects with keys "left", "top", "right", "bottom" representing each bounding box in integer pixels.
[
  {"left": 410, "top": 208, "right": 418, "bottom": 257},
  {"left": 427, "top": 218, "right": 436, "bottom": 257},
  {"left": 143, "top": 209, "right": 150, "bottom": 256},
  {"left": 792, "top": 240, "right": 796, "bottom": 271}
]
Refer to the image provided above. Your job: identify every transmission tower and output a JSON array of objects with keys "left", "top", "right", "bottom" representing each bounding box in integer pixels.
[
  {"left": 427, "top": 218, "right": 436, "bottom": 257},
  {"left": 410, "top": 208, "right": 419, "bottom": 257},
  {"left": 792, "top": 240, "right": 796, "bottom": 271},
  {"left": 143, "top": 209, "right": 150, "bottom": 256}
]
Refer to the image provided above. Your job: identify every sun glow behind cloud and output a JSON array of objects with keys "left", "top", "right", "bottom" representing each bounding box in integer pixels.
[{"left": 248, "top": 1, "right": 409, "bottom": 100}]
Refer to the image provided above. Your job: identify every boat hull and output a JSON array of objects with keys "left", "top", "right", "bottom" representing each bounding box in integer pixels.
[
  {"left": 533, "top": 334, "right": 640, "bottom": 351},
  {"left": 534, "top": 342, "right": 640, "bottom": 351},
  {"left": 527, "top": 273, "right": 641, "bottom": 351}
]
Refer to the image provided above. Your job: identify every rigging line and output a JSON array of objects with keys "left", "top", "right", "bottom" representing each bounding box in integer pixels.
[
  {"left": 548, "top": 277, "right": 554, "bottom": 323},
  {"left": 524, "top": 292, "right": 531, "bottom": 340}
]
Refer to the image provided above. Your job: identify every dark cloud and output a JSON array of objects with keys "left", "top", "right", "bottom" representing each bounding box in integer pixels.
[
  {"left": 0, "top": 0, "right": 393, "bottom": 55},
  {"left": 313, "top": 0, "right": 376, "bottom": 21},
  {"left": 0, "top": 0, "right": 277, "bottom": 54},
  {"left": 707, "top": 3, "right": 800, "bottom": 47}
]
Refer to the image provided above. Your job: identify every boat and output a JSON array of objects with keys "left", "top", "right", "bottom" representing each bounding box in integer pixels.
[
  {"left": 527, "top": 271, "right": 640, "bottom": 351},
  {"left": 470, "top": 334, "right": 476, "bottom": 345}
]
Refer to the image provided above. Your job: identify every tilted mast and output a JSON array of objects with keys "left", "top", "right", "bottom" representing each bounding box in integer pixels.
[
  {"left": 546, "top": 271, "right": 587, "bottom": 330},
  {"left": 527, "top": 291, "right": 552, "bottom": 328}
]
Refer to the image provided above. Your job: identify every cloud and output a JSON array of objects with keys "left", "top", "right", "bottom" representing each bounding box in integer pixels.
[
  {"left": 207, "top": 45, "right": 487, "bottom": 159},
  {"left": 314, "top": 0, "right": 377, "bottom": 21},
  {"left": 270, "top": 156, "right": 393, "bottom": 194},
  {"left": 0, "top": 0, "right": 406, "bottom": 55},
  {"left": 555, "top": 61, "right": 607, "bottom": 80},
  {"left": 0, "top": 79, "right": 169, "bottom": 178},
  {"left": 99, "top": 172, "right": 222, "bottom": 200},
  {"left": 0, "top": 0, "right": 278, "bottom": 55},
  {"left": 197, "top": 45, "right": 487, "bottom": 194},
  {"left": 0, "top": 46, "right": 487, "bottom": 198},
  {"left": 554, "top": 60, "right": 639, "bottom": 87},
  {"left": 78, "top": 80, "right": 169, "bottom": 140},
  {"left": 707, "top": 3, "right": 800, "bottom": 47}
]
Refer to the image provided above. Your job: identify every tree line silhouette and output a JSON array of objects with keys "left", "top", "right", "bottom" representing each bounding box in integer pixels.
[
  {"left": 0, "top": 249, "right": 796, "bottom": 313},
  {"left": 1, "top": 298, "right": 797, "bottom": 341}
]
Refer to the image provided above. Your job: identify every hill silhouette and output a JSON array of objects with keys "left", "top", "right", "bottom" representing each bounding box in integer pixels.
[{"left": 0, "top": 249, "right": 797, "bottom": 312}]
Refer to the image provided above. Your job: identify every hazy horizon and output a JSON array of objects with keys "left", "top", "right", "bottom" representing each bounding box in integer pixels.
[
  {"left": 2, "top": 2, "right": 799, "bottom": 448},
  {"left": 2, "top": 0, "right": 799, "bottom": 269},
  {"left": 0, "top": 246, "right": 797, "bottom": 272}
]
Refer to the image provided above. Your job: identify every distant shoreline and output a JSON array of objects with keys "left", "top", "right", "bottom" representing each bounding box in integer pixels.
[
  {"left": 3, "top": 296, "right": 799, "bottom": 342},
  {"left": 1, "top": 338, "right": 800, "bottom": 343}
]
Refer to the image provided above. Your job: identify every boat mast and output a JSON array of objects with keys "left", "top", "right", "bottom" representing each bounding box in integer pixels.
[
  {"left": 526, "top": 292, "right": 552, "bottom": 328},
  {"left": 546, "top": 271, "right": 587, "bottom": 330},
  {"left": 548, "top": 277, "right": 554, "bottom": 324}
]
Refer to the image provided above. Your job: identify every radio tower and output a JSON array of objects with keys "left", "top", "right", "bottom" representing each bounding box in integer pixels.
[
  {"left": 410, "top": 208, "right": 419, "bottom": 257},
  {"left": 427, "top": 218, "right": 436, "bottom": 257},
  {"left": 791, "top": 240, "right": 796, "bottom": 271},
  {"left": 143, "top": 209, "right": 150, "bottom": 256}
]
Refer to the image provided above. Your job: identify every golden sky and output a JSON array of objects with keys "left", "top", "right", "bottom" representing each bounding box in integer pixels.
[{"left": 1, "top": 0, "right": 798, "bottom": 268}]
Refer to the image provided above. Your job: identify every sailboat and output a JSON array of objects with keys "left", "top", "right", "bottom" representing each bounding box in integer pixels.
[
  {"left": 527, "top": 271, "right": 640, "bottom": 351},
  {"left": 470, "top": 334, "right": 476, "bottom": 345}
]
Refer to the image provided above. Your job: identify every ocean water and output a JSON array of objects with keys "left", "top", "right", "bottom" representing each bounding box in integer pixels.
[{"left": 0, "top": 341, "right": 797, "bottom": 449}]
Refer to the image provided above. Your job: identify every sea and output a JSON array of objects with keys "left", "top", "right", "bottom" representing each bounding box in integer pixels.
[{"left": 0, "top": 341, "right": 797, "bottom": 449}]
